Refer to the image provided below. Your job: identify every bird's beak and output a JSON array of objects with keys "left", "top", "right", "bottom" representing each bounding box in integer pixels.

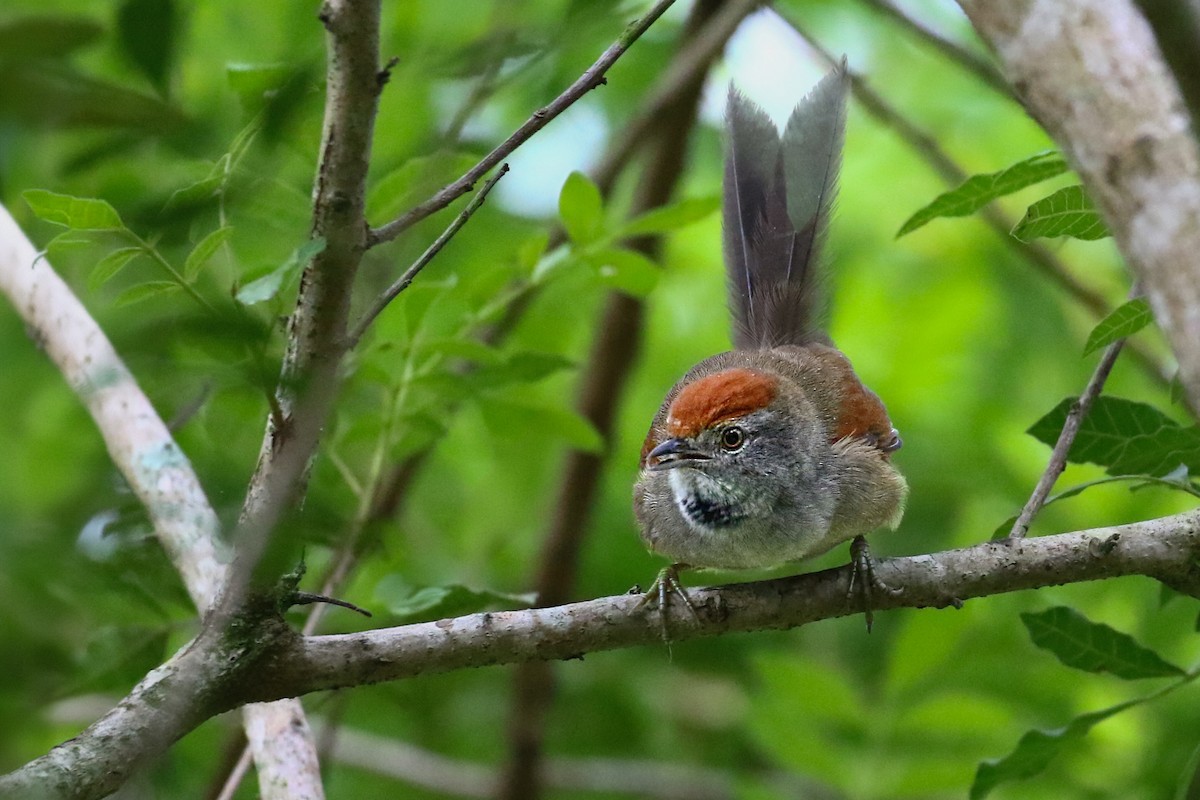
[{"left": 646, "top": 438, "right": 709, "bottom": 471}]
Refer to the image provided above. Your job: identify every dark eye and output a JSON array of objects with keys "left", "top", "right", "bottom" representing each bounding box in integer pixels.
[{"left": 720, "top": 426, "right": 746, "bottom": 452}]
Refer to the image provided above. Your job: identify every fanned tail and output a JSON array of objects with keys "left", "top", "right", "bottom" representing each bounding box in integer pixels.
[{"left": 722, "top": 59, "right": 849, "bottom": 349}]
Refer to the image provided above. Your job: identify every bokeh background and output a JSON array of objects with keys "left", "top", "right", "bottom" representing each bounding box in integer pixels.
[{"left": 0, "top": 1, "right": 1196, "bottom": 798}]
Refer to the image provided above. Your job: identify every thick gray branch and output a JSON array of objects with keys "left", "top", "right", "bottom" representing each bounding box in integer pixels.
[
  {"left": 5, "top": 510, "right": 1198, "bottom": 800},
  {"left": 958, "top": 0, "right": 1200, "bottom": 411},
  {"left": 264, "top": 511, "right": 1200, "bottom": 697}
]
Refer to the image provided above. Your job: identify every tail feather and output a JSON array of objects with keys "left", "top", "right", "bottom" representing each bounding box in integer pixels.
[{"left": 723, "top": 60, "right": 849, "bottom": 349}]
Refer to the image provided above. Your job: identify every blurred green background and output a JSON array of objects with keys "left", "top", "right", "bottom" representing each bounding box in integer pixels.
[{"left": 0, "top": 1, "right": 1196, "bottom": 798}]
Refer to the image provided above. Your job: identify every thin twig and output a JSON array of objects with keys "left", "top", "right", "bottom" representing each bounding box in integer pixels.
[
  {"left": 855, "top": 0, "right": 1009, "bottom": 95},
  {"left": 789, "top": 18, "right": 1173, "bottom": 390},
  {"left": 367, "top": 0, "right": 679, "bottom": 247},
  {"left": 349, "top": 164, "right": 509, "bottom": 347},
  {"left": 1009, "top": 331, "right": 1129, "bottom": 540}
]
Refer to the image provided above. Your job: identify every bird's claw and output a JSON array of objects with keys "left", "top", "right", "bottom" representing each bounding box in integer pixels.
[
  {"left": 637, "top": 563, "right": 700, "bottom": 642},
  {"left": 846, "top": 535, "right": 901, "bottom": 632}
]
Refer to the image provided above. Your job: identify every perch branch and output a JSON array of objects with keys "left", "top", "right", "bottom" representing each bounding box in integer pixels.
[{"left": 5, "top": 509, "right": 1200, "bottom": 800}]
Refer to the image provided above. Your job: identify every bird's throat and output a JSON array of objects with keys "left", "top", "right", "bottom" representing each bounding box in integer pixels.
[{"left": 667, "top": 469, "right": 745, "bottom": 530}]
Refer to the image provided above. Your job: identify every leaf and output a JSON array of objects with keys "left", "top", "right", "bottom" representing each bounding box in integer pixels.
[
  {"left": 366, "top": 152, "right": 479, "bottom": 221},
  {"left": 558, "top": 170, "right": 604, "bottom": 245},
  {"left": 897, "top": 152, "right": 1067, "bottom": 236},
  {"left": 0, "top": 62, "right": 185, "bottom": 131},
  {"left": 163, "top": 168, "right": 225, "bottom": 213},
  {"left": 1021, "top": 606, "right": 1184, "bottom": 679},
  {"left": 114, "top": 281, "right": 181, "bottom": 307},
  {"left": 970, "top": 699, "right": 1142, "bottom": 799},
  {"left": 235, "top": 237, "right": 326, "bottom": 305},
  {"left": 117, "top": 0, "right": 177, "bottom": 96},
  {"left": 418, "top": 337, "right": 504, "bottom": 366},
  {"left": 1083, "top": 298, "right": 1152, "bottom": 356},
  {"left": 1011, "top": 185, "right": 1110, "bottom": 241},
  {"left": 225, "top": 62, "right": 292, "bottom": 104},
  {"left": 42, "top": 231, "right": 94, "bottom": 258},
  {"left": 23, "top": 189, "right": 124, "bottom": 230},
  {"left": 1028, "top": 396, "right": 1200, "bottom": 476},
  {"left": 183, "top": 226, "right": 232, "bottom": 281},
  {"left": 479, "top": 396, "right": 604, "bottom": 453},
  {"left": 471, "top": 352, "right": 576, "bottom": 388},
  {"left": 374, "top": 575, "right": 535, "bottom": 623},
  {"left": 619, "top": 195, "right": 720, "bottom": 237},
  {"left": 0, "top": 16, "right": 104, "bottom": 61},
  {"left": 588, "top": 248, "right": 660, "bottom": 297},
  {"left": 89, "top": 247, "right": 145, "bottom": 292}
]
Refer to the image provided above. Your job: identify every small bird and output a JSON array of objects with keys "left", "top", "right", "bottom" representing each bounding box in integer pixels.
[{"left": 633, "top": 61, "right": 907, "bottom": 631}]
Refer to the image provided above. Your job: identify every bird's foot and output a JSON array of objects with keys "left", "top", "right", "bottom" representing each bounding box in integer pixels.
[
  {"left": 846, "top": 536, "right": 901, "bottom": 633},
  {"left": 636, "top": 563, "right": 700, "bottom": 642}
]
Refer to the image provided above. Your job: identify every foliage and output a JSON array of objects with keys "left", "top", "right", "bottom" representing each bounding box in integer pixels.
[{"left": 0, "top": 2, "right": 1197, "bottom": 800}]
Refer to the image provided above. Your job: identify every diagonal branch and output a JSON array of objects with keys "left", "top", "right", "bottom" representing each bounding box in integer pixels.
[
  {"left": 957, "top": 0, "right": 1200, "bottom": 410},
  {"left": 789, "top": 17, "right": 1173, "bottom": 390},
  {"left": 855, "top": 0, "right": 1009, "bottom": 95},
  {"left": 348, "top": 163, "right": 509, "bottom": 347},
  {"left": 1009, "top": 288, "right": 1141, "bottom": 539},
  {"left": 367, "top": 0, "right": 680, "bottom": 247}
]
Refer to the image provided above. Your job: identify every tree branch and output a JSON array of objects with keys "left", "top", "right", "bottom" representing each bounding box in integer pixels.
[
  {"left": 367, "top": 0, "right": 680, "bottom": 247},
  {"left": 0, "top": 207, "right": 322, "bottom": 799},
  {"left": 957, "top": 0, "right": 1200, "bottom": 411},
  {"left": 855, "top": 0, "right": 1009, "bottom": 95},
  {"left": 789, "top": 18, "right": 1174, "bottom": 389},
  {"left": 348, "top": 163, "right": 509, "bottom": 348},
  {"left": 1009, "top": 294, "right": 1133, "bottom": 539},
  {"left": 5, "top": 509, "right": 1198, "bottom": 800}
]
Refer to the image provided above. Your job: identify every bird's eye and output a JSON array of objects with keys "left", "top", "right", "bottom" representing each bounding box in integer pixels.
[{"left": 720, "top": 426, "right": 746, "bottom": 451}]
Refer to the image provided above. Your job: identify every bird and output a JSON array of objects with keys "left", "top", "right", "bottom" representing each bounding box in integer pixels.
[{"left": 632, "top": 60, "right": 907, "bottom": 634}]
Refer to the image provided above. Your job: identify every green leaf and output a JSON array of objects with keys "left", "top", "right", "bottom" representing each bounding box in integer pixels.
[
  {"left": 1083, "top": 298, "right": 1152, "bottom": 356},
  {"left": 23, "top": 189, "right": 124, "bottom": 230},
  {"left": 1011, "top": 185, "right": 1110, "bottom": 241},
  {"left": 471, "top": 351, "right": 575, "bottom": 388},
  {"left": 89, "top": 247, "right": 145, "bottom": 292},
  {"left": 374, "top": 575, "right": 535, "bottom": 622},
  {"left": 970, "top": 699, "right": 1142, "bottom": 799},
  {"left": 619, "top": 195, "right": 720, "bottom": 237},
  {"left": 418, "top": 337, "right": 504, "bottom": 366},
  {"left": 117, "top": 0, "right": 177, "bottom": 96},
  {"left": 235, "top": 237, "right": 326, "bottom": 305},
  {"left": 183, "top": 227, "right": 232, "bottom": 282},
  {"left": 588, "top": 248, "right": 660, "bottom": 297},
  {"left": 42, "top": 231, "right": 94, "bottom": 258},
  {"left": 225, "top": 62, "right": 292, "bottom": 105},
  {"left": 114, "top": 280, "right": 181, "bottom": 307},
  {"left": 558, "top": 171, "right": 604, "bottom": 245},
  {"left": 479, "top": 397, "right": 603, "bottom": 453},
  {"left": 1021, "top": 606, "right": 1184, "bottom": 679},
  {"left": 366, "top": 151, "right": 479, "bottom": 221},
  {"left": 163, "top": 167, "right": 225, "bottom": 213},
  {"left": 0, "top": 61, "right": 185, "bottom": 131},
  {"left": 1028, "top": 396, "right": 1200, "bottom": 476},
  {"left": 897, "top": 152, "right": 1067, "bottom": 236},
  {"left": 0, "top": 16, "right": 104, "bottom": 61}
]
